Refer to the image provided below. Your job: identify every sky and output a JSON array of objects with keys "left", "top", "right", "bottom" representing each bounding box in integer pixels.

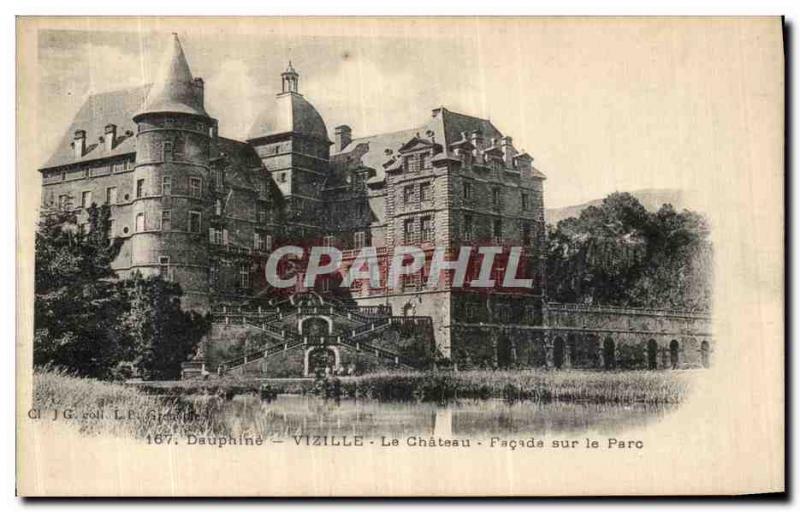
[{"left": 33, "top": 19, "right": 771, "bottom": 208}]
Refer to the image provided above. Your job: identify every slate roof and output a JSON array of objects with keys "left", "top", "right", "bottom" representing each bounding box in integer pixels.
[
  {"left": 135, "top": 33, "right": 208, "bottom": 119},
  {"left": 41, "top": 85, "right": 149, "bottom": 170},
  {"left": 330, "top": 107, "right": 524, "bottom": 182},
  {"left": 247, "top": 92, "right": 330, "bottom": 143}
]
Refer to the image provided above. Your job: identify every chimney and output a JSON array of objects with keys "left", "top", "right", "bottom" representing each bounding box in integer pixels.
[
  {"left": 73, "top": 129, "right": 86, "bottom": 158},
  {"left": 334, "top": 125, "right": 352, "bottom": 152},
  {"left": 104, "top": 124, "right": 117, "bottom": 151},
  {"left": 470, "top": 130, "right": 483, "bottom": 158},
  {"left": 193, "top": 77, "right": 204, "bottom": 105},
  {"left": 470, "top": 130, "right": 483, "bottom": 148},
  {"left": 500, "top": 136, "right": 516, "bottom": 166}
]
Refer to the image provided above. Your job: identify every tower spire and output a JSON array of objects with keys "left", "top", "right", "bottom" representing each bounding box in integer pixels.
[{"left": 134, "top": 33, "right": 208, "bottom": 120}]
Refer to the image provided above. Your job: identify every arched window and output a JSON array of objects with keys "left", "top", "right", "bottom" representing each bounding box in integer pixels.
[
  {"left": 647, "top": 339, "right": 658, "bottom": 370},
  {"left": 496, "top": 335, "right": 512, "bottom": 369},
  {"left": 553, "top": 337, "right": 565, "bottom": 369},
  {"left": 603, "top": 337, "right": 616, "bottom": 370},
  {"left": 670, "top": 340, "right": 680, "bottom": 369},
  {"left": 701, "top": 340, "right": 710, "bottom": 368}
]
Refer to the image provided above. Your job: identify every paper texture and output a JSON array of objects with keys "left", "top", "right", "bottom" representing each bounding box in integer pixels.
[{"left": 16, "top": 17, "right": 784, "bottom": 496}]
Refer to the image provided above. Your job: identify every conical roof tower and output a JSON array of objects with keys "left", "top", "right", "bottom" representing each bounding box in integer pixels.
[{"left": 134, "top": 33, "right": 208, "bottom": 120}]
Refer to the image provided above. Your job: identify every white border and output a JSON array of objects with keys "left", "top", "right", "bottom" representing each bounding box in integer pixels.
[{"left": 3, "top": 1, "right": 795, "bottom": 509}]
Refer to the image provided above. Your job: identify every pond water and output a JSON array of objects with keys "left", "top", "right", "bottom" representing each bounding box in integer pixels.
[{"left": 208, "top": 395, "right": 674, "bottom": 439}]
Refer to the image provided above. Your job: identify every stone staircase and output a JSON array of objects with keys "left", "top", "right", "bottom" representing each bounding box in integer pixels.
[{"left": 211, "top": 293, "right": 417, "bottom": 375}]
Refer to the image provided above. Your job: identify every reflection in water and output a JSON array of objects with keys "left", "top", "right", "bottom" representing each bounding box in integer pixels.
[{"left": 213, "top": 395, "right": 674, "bottom": 439}]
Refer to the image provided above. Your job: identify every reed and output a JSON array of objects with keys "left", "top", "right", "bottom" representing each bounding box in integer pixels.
[{"left": 337, "top": 369, "right": 690, "bottom": 404}]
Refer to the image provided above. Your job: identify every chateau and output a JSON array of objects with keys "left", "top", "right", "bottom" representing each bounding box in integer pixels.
[{"left": 39, "top": 35, "right": 713, "bottom": 376}]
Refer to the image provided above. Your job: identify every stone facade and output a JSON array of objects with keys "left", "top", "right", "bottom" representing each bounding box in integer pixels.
[{"left": 39, "top": 35, "right": 713, "bottom": 375}]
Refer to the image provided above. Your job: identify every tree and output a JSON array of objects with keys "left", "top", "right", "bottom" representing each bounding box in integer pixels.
[
  {"left": 118, "top": 274, "right": 211, "bottom": 380},
  {"left": 546, "top": 193, "right": 712, "bottom": 311},
  {"left": 34, "top": 202, "right": 128, "bottom": 378},
  {"left": 34, "top": 201, "right": 210, "bottom": 380}
]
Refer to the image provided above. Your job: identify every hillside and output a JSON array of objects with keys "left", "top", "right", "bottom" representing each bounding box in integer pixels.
[{"left": 544, "top": 189, "right": 701, "bottom": 225}]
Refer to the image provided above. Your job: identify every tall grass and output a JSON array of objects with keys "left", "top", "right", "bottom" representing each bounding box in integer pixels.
[
  {"left": 32, "top": 368, "right": 690, "bottom": 440},
  {"left": 337, "top": 369, "right": 690, "bottom": 404},
  {"left": 33, "top": 369, "right": 226, "bottom": 438}
]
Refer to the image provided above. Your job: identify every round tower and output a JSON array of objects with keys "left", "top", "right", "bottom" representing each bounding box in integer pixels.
[{"left": 131, "top": 33, "right": 214, "bottom": 311}]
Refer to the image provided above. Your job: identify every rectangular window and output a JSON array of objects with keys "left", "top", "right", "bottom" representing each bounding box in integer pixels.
[
  {"left": 420, "top": 182, "right": 432, "bottom": 202},
  {"left": 463, "top": 214, "right": 473, "bottom": 241},
  {"left": 239, "top": 263, "right": 250, "bottom": 289},
  {"left": 136, "top": 179, "right": 144, "bottom": 199},
  {"left": 463, "top": 181, "right": 472, "bottom": 200},
  {"left": 406, "top": 154, "right": 421, "bottom": 172},
  {"left": 106, "top": 187, "right": 117, "bottom": 205},
  {"left": 322, "top": 236, "right": 334, "bottom": 247},
  {"left": 162, "top": 176, "right": 171, "bottom": 196},
  {"left": 58, "top": 195, "right": 69, "bottom": 209},
  {"left": 265, "top": 235, "right": 273, "bottom": 251},
  {"left": 254, "top": 232, "right": 266, "bottom": 251},
  {"left": 161, "top": 210, "right": 171, "bottom": 231},
  {"left": 354, "top": 231, "right": 366, "bottom": 249},
  {"left": 419, "top": 152, "right": 429, "bottom": 169},
  {"left": 278, "top": 172, "right": 286, "bottom": 183},
  {"left": 522, "top": 223, "right": 532, "bottom": 246},
  {"left": 420, "top": 216, "right": 433, "bottom": 242},
  {"left": 209, "top": 227, "right": 223, "bottom": 245},
  {"left": 493, "top": 218, "right": 503, "bottom": 241},
  {"left": 159, "top": 256, "right": 171, "bottom": 281},
  {"left": 214, "top": 170, "right": 224, "bottom": 191},
  {"left": 81, "top": 191, "right": 92, "bottom": 209},
  {"left": 163, "top": 142, "right": 173, "bottom": 162},
  {"left": 521, "top": 192, "right": 529, "bottom": 210},
  {"left": 189, "top": 177, "right": 202, "bottom": 198},
  {"left": 257, "top": 206, "right": 267, "bottom": 224},
  {"left": 188, "top": 211, "right": 201, "bottom": 233},
  {"left": 208, "top": 264, "right": 218, "bottom": 286},
  {"left": 492, "top": 188, "right": 501, "bottom": 208},
  {"left": 215, "top": 199, "right": 222, "bottom": 216},
  {"left": 135, "top": 212, "right": 145, "bottom": 232},
  {"left": 403, "top": 218, "right": 414, "bottom": 243},
  {"left": 403, "top": 185, "right": 414, "bottom": 205},
  {"left": 352, "top": 172, "right": 366, "bottom": 190}
]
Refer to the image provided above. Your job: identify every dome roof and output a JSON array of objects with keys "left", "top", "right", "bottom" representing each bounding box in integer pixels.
[
  {"left": 134, "top": 33, "right": 208, "bottom": 120},
  {"left": 247, "top": 92, "right": 330, "bottom": 143}
]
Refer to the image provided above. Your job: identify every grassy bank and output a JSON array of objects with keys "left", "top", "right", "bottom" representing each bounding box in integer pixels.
[
  {"left": 129, "top": 377, "right": 312, "bottom": 397},
  {"left": 32, "top": 370, "right": 229, "bottom": 438},
  {"left": 336, "top": 370, "right": 690, "bottom": 404},
  {"left": 32, "top": 369, "right": 689, "bottom": 439}
]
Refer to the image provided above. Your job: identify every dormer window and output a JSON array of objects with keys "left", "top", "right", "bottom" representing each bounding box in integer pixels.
[
  {"left": 403, "top": 154, "right": 421, "bottom": 173},
  {"left": 352, "top": 171, "right": 366, "bottom": 190}
]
